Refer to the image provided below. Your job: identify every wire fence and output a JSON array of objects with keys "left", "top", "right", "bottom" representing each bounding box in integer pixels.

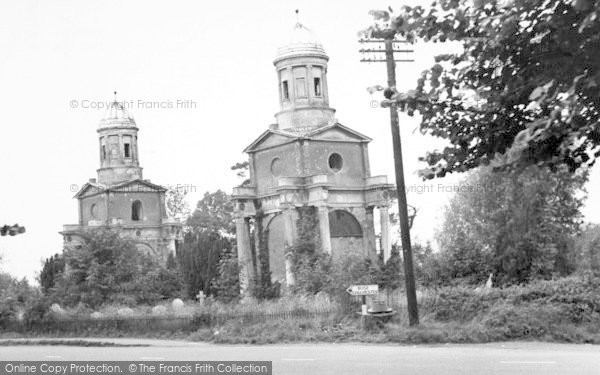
[{"left": 3, "top": 307, "right": 340, "bottom": 335}]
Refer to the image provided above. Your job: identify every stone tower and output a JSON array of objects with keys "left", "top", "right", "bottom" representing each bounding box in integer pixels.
[
  {"left": 232, "top": 22, "right": 394, "bottom": 294},
  {"left": 96, "top": 98, "right": 143, "bottom": 185},
  {"left": 61, "top": 97, "right": 182, "bottom": 261}
]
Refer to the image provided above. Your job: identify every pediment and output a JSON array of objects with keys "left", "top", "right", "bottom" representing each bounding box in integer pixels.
[
  {"left": 110, "top": 179, "right": 167, "bottom": 193},
  {"left": 306, "top": 123, "right": 372, "bottom": 143},
  {"left": 74, "top": 183, "right": 106, "bottom": 198},
  {"left": 74, "top": 179, "right": 166, "bottom": 199},
  {"left": 244, "top": 130, "right": 297, "bottom": 153}
]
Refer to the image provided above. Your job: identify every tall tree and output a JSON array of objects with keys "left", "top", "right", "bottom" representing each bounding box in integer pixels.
[
  {"left": 178, "top": 190, "right": 236, "bottom": 298},
  {"left": 187, "top": 190, "right": 235, "bottom": 235},
  {"left": 39, "top": 254, "right": 65, "bottom": 295},
  {"left": 365, "top": 0, "right": 600, "bottom": 178},
  {"left": 437, "top": 165, "right": 587, "bottom": 284}
]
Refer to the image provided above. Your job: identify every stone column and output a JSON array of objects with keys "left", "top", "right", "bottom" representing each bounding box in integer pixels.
[
  {"left": 317, "top": 206, "right": 332, "bottom": 255},
  {"left": 285, "top": 252, "right": 295, "bottom": 287},
  {"left": 365, "top": 206, "right": 377, "bottom": 259},
  {"left": 282, "top": 207, "right": 296, "bottom": 287},
  {"left": 380, "top": 206, "right": 392, "bottom": 262},
  {"left": 168, "top": 238, "right": 176, "bottom": 256},
  {"left": 236, "top": 216, "right": 255, "bottom": 295}
]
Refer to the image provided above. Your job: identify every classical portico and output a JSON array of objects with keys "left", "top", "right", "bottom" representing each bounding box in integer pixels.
[{"left": 232, "top": 22, "right": 394, "bottom": 294}]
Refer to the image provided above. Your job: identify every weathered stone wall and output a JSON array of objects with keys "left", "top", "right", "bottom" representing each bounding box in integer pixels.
[
  {"left": 80, "top": 194, "right": 107, "bottom": 225},
  {"left": 331, "top": 237, "right": 365, "bottom": 261},
  {"left": 106, "top": 191, "right": 163, "bottom": 225},
  {"left": 252, "top": 142, "right": 298, "bottom": 195},
  {"left": 304, "top": 141, "right": 367, "bottom": 186}
]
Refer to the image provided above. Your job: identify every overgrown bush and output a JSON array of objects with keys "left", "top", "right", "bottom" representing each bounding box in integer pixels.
[
  {"left": 421, "top": 274, "right": 600, "bottom": 328},
  {"left": 0, "top": 273, "right": 40, "bottom": 327},
  {"left": 52, "top": 230, "right": 182, "bottom": 308},
  {"left": 212, "top": 247, "right": 240, "bottom": 303}
]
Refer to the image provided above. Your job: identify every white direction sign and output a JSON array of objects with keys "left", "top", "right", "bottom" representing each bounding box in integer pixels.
[{"left": 346, "top": 284, "right": 379, "bottom": 296}]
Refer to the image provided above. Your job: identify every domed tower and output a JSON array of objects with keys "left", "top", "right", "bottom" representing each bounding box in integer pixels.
[
  {"left": 97, "top": 95, "right": 143, "bottom": 186},
  {"left": 232, "top": 18, "right": 395, "bottom": 296},
  {"left": 273, "top": 22, "right": 335, "bottom": 131},
  {"left": 61, "top": 93, "right": 182, "bottom": 264}
]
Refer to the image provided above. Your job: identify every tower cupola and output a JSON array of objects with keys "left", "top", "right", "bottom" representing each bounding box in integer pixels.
[
  {"left": 273, "top": 20, "right": 335, "bottom": 131},
  {"left": 96, "top": 93, "right": 143, "bottom": 185}
]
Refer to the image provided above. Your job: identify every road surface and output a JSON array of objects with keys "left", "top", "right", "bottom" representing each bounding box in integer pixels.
[{"left": 0, "top": 339, "right": 599, "bottom": 375}]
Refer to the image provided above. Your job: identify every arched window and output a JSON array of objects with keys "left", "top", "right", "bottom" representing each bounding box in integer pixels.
[
  {"left": 132, "top": 200, "right": 142, "bottom": 221},
  {"left": 90, "top": 203, "right": 98, "bottom": 219},
  {"left": 329, "top": 210, "right": 362, "bottom": 237}
]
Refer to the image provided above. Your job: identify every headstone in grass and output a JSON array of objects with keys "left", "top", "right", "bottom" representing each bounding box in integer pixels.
[
  {"left": 50, "top": 303, "right": 65, "bottom": 315},
  {"left": 196, "top": 291, "right": 205, "bottom": 305},
  {"left": 172, "top": 298, "right": 184, "bottom": 310},
  {"left": 117, "top": 308, "right": 134, "bottom": 317},
  {"left": 152, "top": 305, "right": 168, "bottom": 316}
]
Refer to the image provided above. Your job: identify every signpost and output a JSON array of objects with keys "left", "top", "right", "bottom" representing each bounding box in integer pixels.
[
  {"left": 346, "top": 284, "right": 379, "bottom": 316},
  {"left": 346, "top": 284, "right": 378, "bottom": 296}
]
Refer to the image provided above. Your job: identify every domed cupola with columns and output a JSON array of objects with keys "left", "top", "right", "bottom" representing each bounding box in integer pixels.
[
  {"left": 232, "top": 18, "right": 395, "bottom": 295},
  {"left": 273, "top": 22, "right": 335, "bottom": 131},
  {"left": 97, "top": 97, "right": 143, "bottom": 185}
]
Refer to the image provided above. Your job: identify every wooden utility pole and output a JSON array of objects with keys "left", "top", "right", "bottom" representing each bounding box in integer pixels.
[{"left": 360, "top": 37, "right": 419, "bottom": 326}]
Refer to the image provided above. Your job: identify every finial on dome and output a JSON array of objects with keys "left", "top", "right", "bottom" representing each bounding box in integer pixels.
[
  {"left": 114, "top": 91, "right": 117, "bottom": 101},
  {"left": 295, "top": 9, "right": 299, "bottom": 23}
]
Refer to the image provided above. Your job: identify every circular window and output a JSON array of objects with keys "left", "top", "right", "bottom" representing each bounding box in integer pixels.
[
  {"left": 271, "top": 157, "right": 283, "bottom": 177},
  {"left": 136, "top": 230, "right": 141, "bottom": 237},
  {"left": 328, "top": 153, "right": 343, "bottom": 173},
  {"left": 90, "top": 204, "right": 98, "bottom": 219}
]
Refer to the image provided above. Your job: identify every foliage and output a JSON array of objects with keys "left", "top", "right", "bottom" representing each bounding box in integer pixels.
[
  {"left": 251, "top": 216, "right": 279, "bottom": 300},
  {"left": 165, "top": 187, "right": 191, "bottom": 223},
  {"left": 0, "top": 273, "right": 40, "bottom": 326},
  {"left": 572, "top": 223, "right": 600, "bottom": 275},
  {"left": 424, "top": 273, "right": 600, "bottom": 325},
  {"left": 438, "top": 167, "right": 587, "bottom": 284},
  {"left": 231, "top": 161, "right": 251, "bottom": 187},
  {"left": 187, "top": 190, "right": 235, "bottom": 235},
  {"left": 39, "top": 253, "right": 65, "bottom": 295},
  {"left": 435, "top": 165, "right": 586, "bottom": 285},
  {"left": 178, "top": 231, "right": 231, "bottom": 298},
  {"left": 288, "top": 207, "right": 331, "bottom": 295},
  {"left": 212, "top": 247, "right": 240, "bottom": 303},
  {"left": 365, "top": 0, "right": 600, "bottom": 178},
  {"left": 412, "top": 242, "right": 447, "bottom": 287},
  {"left": 52, "top": 230, "right": 181, "bottom": 308},
  {"left": 180, "top": 190, "right": 237, "bottom": 299}
]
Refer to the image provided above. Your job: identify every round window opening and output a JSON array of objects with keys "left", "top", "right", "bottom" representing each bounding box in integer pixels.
[
  {"left": 271, "top": 157, "right": 283, "bottom": 177},
  {"left": 328, "top": 153, "right": 343, "bottom": 173}
]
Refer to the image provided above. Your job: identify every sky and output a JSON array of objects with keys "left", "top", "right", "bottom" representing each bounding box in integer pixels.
[{"left": 0, "top": 0, "right": 598, "bottom": 283}]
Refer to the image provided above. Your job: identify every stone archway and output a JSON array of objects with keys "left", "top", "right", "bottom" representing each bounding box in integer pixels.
[{"left": 328, "top": 209, "right": 364, "bottom": 259}]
